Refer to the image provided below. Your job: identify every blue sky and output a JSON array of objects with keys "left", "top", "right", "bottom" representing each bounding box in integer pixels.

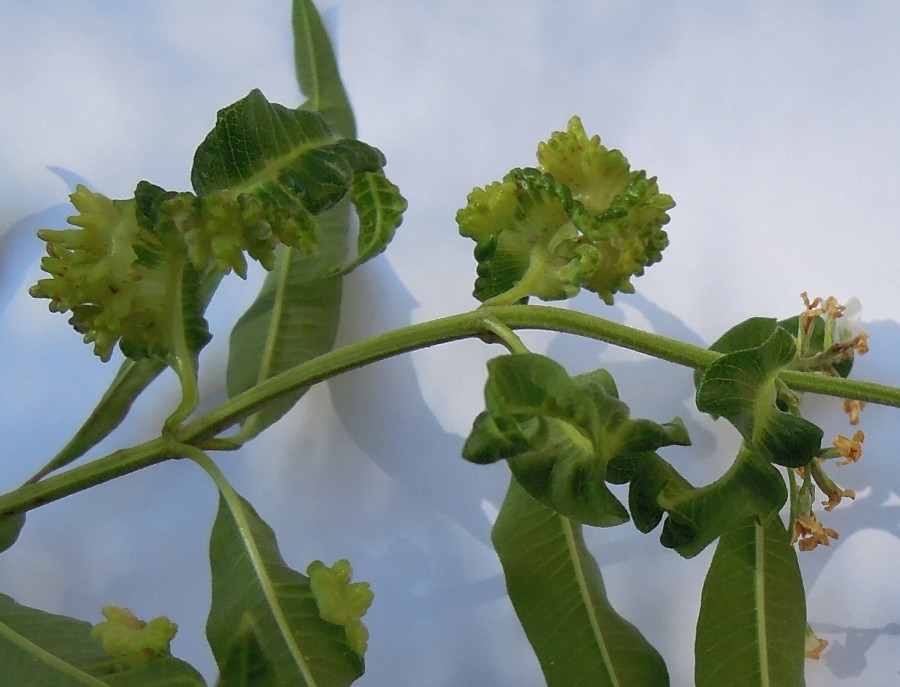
[{"left": 2, "top": 2, "right": 900, "bottom": 684}]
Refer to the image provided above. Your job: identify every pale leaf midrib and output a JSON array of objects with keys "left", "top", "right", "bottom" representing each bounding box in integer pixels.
[
  {"left": 754, "top": 521, "right": 771, "bottom": 687},
  {"left": 227, "top": 492, "right": 318, "bottom": 686},
  {"left": 560, "top": 515, "right": 620, "bottom": 687}
]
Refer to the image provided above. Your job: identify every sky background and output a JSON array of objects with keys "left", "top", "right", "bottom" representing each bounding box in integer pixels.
[{"left": 2, "top": 1, "right": 900, "bottom": 684}]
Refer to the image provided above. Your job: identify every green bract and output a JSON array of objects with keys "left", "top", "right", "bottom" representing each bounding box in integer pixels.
[{"left": 457, "top": 116, "right": 674, "bottom": 305}]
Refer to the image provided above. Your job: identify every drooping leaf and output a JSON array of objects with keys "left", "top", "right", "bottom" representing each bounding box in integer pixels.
[
  {"left": 211, "top": 24, "right": 404, "bottom": 437},
  {"left": 207, "top": 491, "right": 364, "bottom": 687},
  {"left": 695, "top": 515, "right": 806, "bottom": 687},
  {"left": 0, "top": 594, "right": 205, "bottom": 687},
  {"left": 225, "top": 206, "right": 345, "bottom": 440},
  {"left": 223, "top": 0, "right": 354, "bottom": 440},
  {"left": 30, "top": 358, "right": 165, "bottom": 480},
  {"left": 493, "top": 477, "right": 669, "bottom": 686},
  {"left": 463, "top": 353, "right": 689, "bottom": 526},
  {"left": 293, "top": 0, "right": 355, "bottom": 139},
  {"left": 696, "top": 326, "right": 823, "bottom": 468},
  {"left": 628, "top": 447, "right": 787, "bottom": 558}
]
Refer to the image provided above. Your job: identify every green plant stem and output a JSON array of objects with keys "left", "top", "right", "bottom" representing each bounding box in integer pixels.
[{"left": 3, "top": 304, "right": 900, "bottom": 520}]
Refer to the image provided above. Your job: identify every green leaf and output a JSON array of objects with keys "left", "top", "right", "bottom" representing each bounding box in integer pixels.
[
  {"left": 0, "top": 594, "right": 205, "bottom": 687},
  {"left": 223, "top": 1, "right": 355, "bottom": 439},
  {"left": 695, "top": 515, "right": 806, "bottom": 687},
  {"left": 629, "top": 447, "right": 787, "bottom": 558},
  {"left": 216, "top": 618, "right": 278, "bottom": 687},
  {"left": 457, "top": 116, "right": 674, "bottom": 305},
  {"left": 90, "top": 606, "right": 178, "bottom": 672},
  {"left": 338, "top": 170, "right": 406, "bottom": 276},
  {"left": 207, "top": 491, "right": 364, "bottom": 686},
  {"left": 32, "top": 358, "right": 165, "bottom": 480},
  {"left": 293, "top": 0, "right": 355, "bottom": 139},
  {"left": 225, "top": 207, "right": 345, "bottom": 440},
  {"left": 0, "top": 513, "right": 25, "bottom": 554},
  {"left": 209, "top": 93, "right": 404, "bottom": 438},
  {"left": 696, "top": 326, "right": 823, "bottom": 468},
  {"left": 493, "top": 477, "right": 669, "bottom": 686},
  {"left": 462, "top": 353, "right": 689, "bottom": 526}
]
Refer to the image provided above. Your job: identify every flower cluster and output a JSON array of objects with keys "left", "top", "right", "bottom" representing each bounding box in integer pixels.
[{"left": 789, "top": 293, "right": 870, "bottom": 554}]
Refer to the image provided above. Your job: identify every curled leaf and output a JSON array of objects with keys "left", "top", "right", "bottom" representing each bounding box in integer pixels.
[
  {"left": 307, "top": 559, "right": 373, "bottom": 658},
  {"left": 462, "top": 353, "right": 689, "bottom": 526},
  {"left": 696, "top": 326, "right": 823, "bottom": 468},
  {"left": 90, "top": 605, "right": 177, "bottom": 670},
  {"left": 457, "top": 116, "right": 674, "bottom": 304}
]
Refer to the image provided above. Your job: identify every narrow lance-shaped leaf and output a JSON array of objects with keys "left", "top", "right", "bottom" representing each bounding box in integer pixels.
[
  {"left": 293, "top": 0, "right": 355, "bottom": 139},
  {"left": 493, "top": 477, "right": 669, "bottom": 686},
  {"left": 226, "top": 203, "right": 347, "bottom": 440},
  {"left": 206, "top": 489, "right": 366, "bottom": 686},
  {"left": 28, "top": 358, "right": 165, "bottom": 481},
  {"left": 221, "top": 0, "right": 354, "bottom": 439},
  {"left": 695, "top": 515, "right": 806, "bottom": 687},
  {"left": 0, "top": 594, "right": 205, "bottom": 687}
]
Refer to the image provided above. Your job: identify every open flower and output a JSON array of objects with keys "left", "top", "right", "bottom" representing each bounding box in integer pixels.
[
  {"left": 793, "top": 513, "right": 839, "bottom": 551},
  {"left": 834, "top": 430, "right": 865, "bottom": 466},
  {"left": 822, "top": 486, "right": 856, "bottom": 512}
]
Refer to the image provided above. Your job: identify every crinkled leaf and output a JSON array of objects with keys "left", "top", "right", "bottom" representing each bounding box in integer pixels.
[
  {"left": 191, "top": 89, "right": 380, "bottom": 203},
  {"left": 493, "top": 477, "right": 669, "bottom": 686},
  {"left": 457, "top": 116, "right": 673, "bottom": 304},
  {"left": 337, "top": 170, "right": 406, "bottom": 276},
  {"left": 216, "top": 18, "right": 406, "bottom": 438},
  {"left": 90, "top": 606, "right": 177, "bottom": 672},
  {"left": 306, "top": 559, "right": 373, "bottom": 658},
  {"left": 696, "top": 326, "right": 823, "bottom": 468},
  {"left": 0, "top": 594, "right": 205, "bottom": 687},
  {"left": 628, "top": 447, "right": 787, "bottom": 558},
  {"left": 695, "top": 515, "right": 806, "bottom": 687},
  {"left": 462, "top": 353, "right": 689, "bottom": 526},
  {"left": 207, "top": 491, "right": 364, "bottom": 686}
]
